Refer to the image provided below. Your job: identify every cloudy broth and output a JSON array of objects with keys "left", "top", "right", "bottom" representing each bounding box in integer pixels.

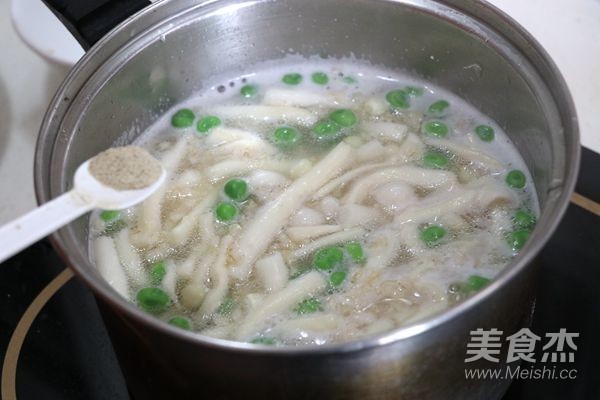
[{"left": 89, "top": 60, "right": 538, "bottom": 346}]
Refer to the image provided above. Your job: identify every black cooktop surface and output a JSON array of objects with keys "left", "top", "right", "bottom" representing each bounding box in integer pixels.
[{"left": 1, "top": 147, "right": 599, "bottom": 400}]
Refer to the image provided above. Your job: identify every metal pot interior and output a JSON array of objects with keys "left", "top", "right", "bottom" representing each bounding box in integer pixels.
[{"left": 35, "top": 0, "right": 578, "bottom": 346}]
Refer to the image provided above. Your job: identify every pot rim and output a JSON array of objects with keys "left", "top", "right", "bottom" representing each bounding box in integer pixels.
[{"left": 34, "top": 0, "right": 580, "bottom": 355}]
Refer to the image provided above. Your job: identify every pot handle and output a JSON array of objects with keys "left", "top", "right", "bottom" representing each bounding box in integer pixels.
[{"left": 41, "top": 0, "right": 151, "bottom": 50}]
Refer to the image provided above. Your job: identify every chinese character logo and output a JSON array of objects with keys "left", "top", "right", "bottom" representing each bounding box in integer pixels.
[
  {"left": 465, "top": 328, "right": 503, "bottom": 363},
  {"left": 541, "top": 328, "right": 579, "bottom": 362},
  {"left": 506, "top": 328, "right": 541, "bottom": 363},
  {"left": 465, "top": 328, "right": 579, "bottom": 364}
]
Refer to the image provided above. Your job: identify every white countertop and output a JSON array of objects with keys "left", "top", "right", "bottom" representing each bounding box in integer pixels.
[
  {"left": 0, "top": 0, "right": 72, "bottom": 225},
  {"left": 490, "top": 0, "right": 600, "bottom": 152},
  {"left": 0, "top": 0, "right": 598, "bottom": 224}
]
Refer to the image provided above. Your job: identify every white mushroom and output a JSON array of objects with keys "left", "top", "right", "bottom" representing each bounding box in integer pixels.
[
  {"left": 373, "top": 182, "right": 418, "bottom": 213},
  {"left": 286, "top": 225, "right": 342, "bottom": 242},
  {"left": 362, "top": 121, "right": 408, "bottom": 143},
  {"left": 337, "top": 204, "right": 384, "bottom": 228},
  {"left": 246, "top": 170, "right": 290, "bottom": 202},
  {"left": 290, "top": 207, "right": 326, "bottom": 226},
  {"left": 211, "top": 105, "right": 318, "bottom": 127},
  {"left": 235, "top": 271, "right": 327, "bottom": 340},
  {"left": 255, "top": 252, "right": 289, "bottom": 293},
  {"left": 230, "top": 142, "right": 354, "bottom": 279},
  {"left": 263, "top": 88, "right": 343, "bottom": 107}
]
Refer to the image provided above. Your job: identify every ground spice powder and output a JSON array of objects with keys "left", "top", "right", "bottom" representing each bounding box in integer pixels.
[{"left": 89, "top": 146, "right": 162, "bottom": 190}]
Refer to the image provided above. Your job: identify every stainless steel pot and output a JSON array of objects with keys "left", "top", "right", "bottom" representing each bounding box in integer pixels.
[{"left": 35, "top": 0, "right": 579, "bottom": 398}]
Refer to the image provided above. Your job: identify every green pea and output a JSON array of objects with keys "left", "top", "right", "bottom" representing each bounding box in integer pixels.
[
  {"left": 423, "top": 120, "right": 449, "bottom": 137},
  {"left": 100, "top": 210, "right": 120, "bottom": 222},
  {"left": 313, "top": 120, "right": 341, "bottom": 137},
  {"left": 295, "top": 298, "right": 323, "bottom": 314},
  {"left": 240, "top": 84, "right": 257, "bottom": 98},
  {"left": 137, "top": 287, "right": 170, "bottom": 314},
  {"left": 342, "top": 76, "right": 356, "bottom": 84},
  {"left": 196, "top": 115, "right": 221, "bottom": 133},
  {"left": 313, "top": 247, "right": 344, "bottom": 270},
  {"left": 386, "top": 90, "right": 410, "bottom": 109},
  {"left": 507, "top": 230, "right": 530, "bottom": 251},
  {"left": 217, "top": 297, "right": 235, "bottom": 315},
  {"left": 149, "top": 261, "right": 166, "bottom": 285},
  {"left": 329, "top": 109, "right": 357, "bottom": 127},
  {"left": 475, "top": 125, "right": 495, "bottom": 142},
  {"left": 282, "top": 73, "right": 302, "bottom": 85},
  {"left": 428, "top": 100, "right": 450, "bottom": 114},
  {"left": 250, "top": 336, "right": 276, "bottom": 345},
  {"left": 420, "top": 225, "right": 446, "bottom": 247},
  {"left": 102, "top": 219, "right": 126, "bottom": 236},
  {"left": 423, "top": 151, "right": 449, "bottom": 169},
  {"left": 171, "top": 108, "right": 195, "bottom": 128},
  {"left": 467, "top": 275, "right": 490, "bottom": 291},
  {"left": 345, "top": 242, "right": 365, "bottom": 263},
  {"left": 513, "top": 209, "right": 536, "bottom": 230},
  {"left": 405, "top": 86, "right": 424, "bottom": 97},
  {"left": 506, "top": 170, "right": 526, "bottom": 189},
  {"left": 273, "top": 127, "right": 300, "bottom": 147},
  {"left": 311, "top": 72, "right": 329, "bottom": 85},
  {"left": 215, "top": 202, "right": 238, "bottom": 222},
  {"left": 168, "top": 316, "right": 191, "bottom": 330},
  {"left": 330, "top": 271, "right": 347, "bottom": 287},
  {"left": 224, "top": 178, "right": 249, "bottom": 202}
]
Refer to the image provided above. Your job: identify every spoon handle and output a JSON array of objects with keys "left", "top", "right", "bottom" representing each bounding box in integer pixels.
[{"left": 0, "top": 191, "right": 93, "bottom": 263}]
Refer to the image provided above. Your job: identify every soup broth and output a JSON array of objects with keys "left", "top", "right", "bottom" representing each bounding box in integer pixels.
[{"left": 90, "top": 61, "right": 538, "bottom": 346}]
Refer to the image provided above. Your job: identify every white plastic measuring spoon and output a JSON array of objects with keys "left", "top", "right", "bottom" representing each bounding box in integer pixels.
[{"left": 0, "top": 159, "right": 166, "bottom": 263}]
